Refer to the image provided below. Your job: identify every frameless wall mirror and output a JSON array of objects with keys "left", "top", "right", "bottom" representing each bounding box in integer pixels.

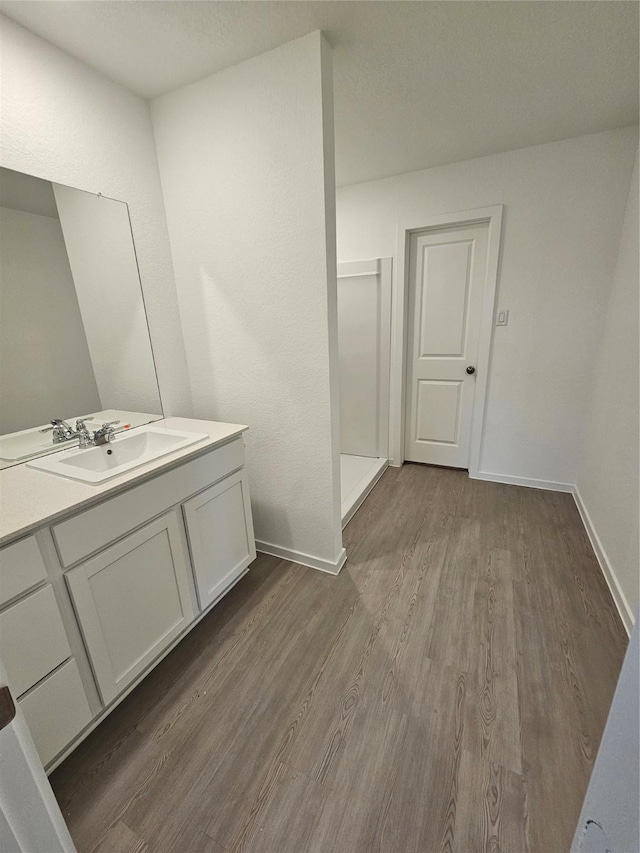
[{"left": 0, "top": 167, "right": 163, "bottom": 469}]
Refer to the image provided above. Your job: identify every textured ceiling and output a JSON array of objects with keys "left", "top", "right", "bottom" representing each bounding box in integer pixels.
[{"left": 1, "top": 1, "right": 638, "bottom": 186}]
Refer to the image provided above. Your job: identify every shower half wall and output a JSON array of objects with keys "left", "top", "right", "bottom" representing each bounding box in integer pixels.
[{"left": 337, "top": 258, "right": 392, "bottom": 526}]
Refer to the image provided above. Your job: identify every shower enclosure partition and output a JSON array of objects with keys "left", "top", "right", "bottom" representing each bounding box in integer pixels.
[{"left": 337, "top": 258, "right": 392, "bottom": 526}]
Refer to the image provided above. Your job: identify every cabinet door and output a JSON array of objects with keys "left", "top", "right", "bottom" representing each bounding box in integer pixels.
[
  {"left": 65, "top": 511, "right": 195, "bottom": 704},
  {"left": 183, "top": 470, "right": 256, "bottom": 610}
]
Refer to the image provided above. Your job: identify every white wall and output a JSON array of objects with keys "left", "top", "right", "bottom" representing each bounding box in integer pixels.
[
  {"left": 337, "top": 128, "right": 638, "bottom": 486},
  {"left": 0, "top": 206, "right": 100, "bottom": 433},
  {"left": 53, "top": 185, "right": 162, "bottom": 415},
  {"left": 0, "top": 15, "right": 191, "bottom": 418},
  {"left": 152, "top": 32, "right": 343, "bottom": 568},
  {"left": 575, "top": 152, "right": 639, "bottom": 626},
  {"left": 571, "top": 618, "right": 639, "bottom": 853}
]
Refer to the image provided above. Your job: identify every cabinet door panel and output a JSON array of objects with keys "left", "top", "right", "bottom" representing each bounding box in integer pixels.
[
  {"left": 65, "top": 511, "right": 194, "bottom": 704},
  {"left": 183, "top": 471, "right": 256, "bottom": 610}
]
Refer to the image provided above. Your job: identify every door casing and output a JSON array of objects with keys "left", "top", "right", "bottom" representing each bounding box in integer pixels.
[{"left": 390, "top": 205, "right": 503, "bottom": 472}]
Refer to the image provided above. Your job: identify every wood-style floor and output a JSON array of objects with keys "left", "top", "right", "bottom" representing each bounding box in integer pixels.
[{"left": 51, "top": 464, "right": 628, "bottom": 853}]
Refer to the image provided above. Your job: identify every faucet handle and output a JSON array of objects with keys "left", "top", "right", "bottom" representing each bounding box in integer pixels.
[{"left": 91, "top": 420, "right": 119, "bottom": 446}]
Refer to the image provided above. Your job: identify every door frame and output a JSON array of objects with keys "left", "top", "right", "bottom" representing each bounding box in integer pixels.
[{"left": 390, "top": 205, "right": 504, "bottom": 473}]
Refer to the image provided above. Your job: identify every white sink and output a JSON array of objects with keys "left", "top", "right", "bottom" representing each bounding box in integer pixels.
[{"left": 26, "top": 427, "right": 208, "bottom": 484}]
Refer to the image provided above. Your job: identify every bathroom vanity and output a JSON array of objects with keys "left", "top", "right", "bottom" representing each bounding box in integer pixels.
[{"left": 0, "top": 418, "right": 256, "bottom": 772}]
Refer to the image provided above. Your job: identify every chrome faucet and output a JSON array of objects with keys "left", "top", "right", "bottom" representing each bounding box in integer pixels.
[
  {"left": 92, "top": 420, "right": 119, "bottom": 446},
  {"left": 77, "top": 420, "right": 120, "bottom": 448},
  {"left": 47, "top": 419, "right": 78, "bottom": 444},
  {"left": 43, "top": 417, "right": 119, "bottom": 447},
  {"left": 76, "top": 419, "right": 93, "bottom": 448}
]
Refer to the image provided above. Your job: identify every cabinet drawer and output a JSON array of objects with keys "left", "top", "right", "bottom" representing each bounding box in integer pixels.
[
  {"left": 53, "top": 437, "right": 245, "bottom": 567},
  {"left": 19, "top": 659, "right": 92, "bottom": 767},
  {"left": 0, "top": 536, "right": 47, "bottom": 607},
  {"left": 183, "top": 469, "right": 256, "bottom": 610},
  {"left": 65, "top": 511, "right": 195, "bottom": 704},
  {"left": 0, "top": 585, "right": 71, "bottom": 697}
]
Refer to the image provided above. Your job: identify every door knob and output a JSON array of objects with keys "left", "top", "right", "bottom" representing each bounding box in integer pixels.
[{"left": 466, "top": 365, "right": 476, "bottom": 375}]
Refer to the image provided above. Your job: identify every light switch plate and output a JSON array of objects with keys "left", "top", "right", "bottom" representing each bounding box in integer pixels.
[{"left": 496, "top": 309, "right": 509, "bottom": 326}]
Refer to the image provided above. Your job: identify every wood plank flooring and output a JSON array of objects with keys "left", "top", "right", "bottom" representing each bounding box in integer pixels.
[{"left": 50, "top": 464, "right": 628, "bottom": 853}]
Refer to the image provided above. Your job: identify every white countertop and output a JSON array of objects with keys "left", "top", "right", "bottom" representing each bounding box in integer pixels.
[{"left": 0, "top": 418, "right": 247, "bottom": 546}]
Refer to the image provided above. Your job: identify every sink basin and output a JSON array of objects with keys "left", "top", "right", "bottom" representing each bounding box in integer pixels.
[{"left": 26, "top": 427, "right": 208, "bottom": 483}]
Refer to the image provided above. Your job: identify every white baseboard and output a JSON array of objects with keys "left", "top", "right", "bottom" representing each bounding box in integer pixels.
[
  {"left": 255, "top": 541, "right": 347, "bottom": 576},
  {"left": 471, "top": 470, "right": 574, "bottom": 492},
  {"left": 572, "top": 487, "right": 634, "bottom": 635}
]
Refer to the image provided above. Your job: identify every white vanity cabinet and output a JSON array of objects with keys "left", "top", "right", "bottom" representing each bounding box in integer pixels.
[
  {"left": 65, "top": 511, "right": 195, "bottom": 704},
  {"left": 0, "top": 425, "right": 256, "bottom": 771}
]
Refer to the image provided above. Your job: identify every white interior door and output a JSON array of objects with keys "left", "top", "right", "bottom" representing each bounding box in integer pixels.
[{"left": 405, "top": 222, "right": 488, "bottom": 468}]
